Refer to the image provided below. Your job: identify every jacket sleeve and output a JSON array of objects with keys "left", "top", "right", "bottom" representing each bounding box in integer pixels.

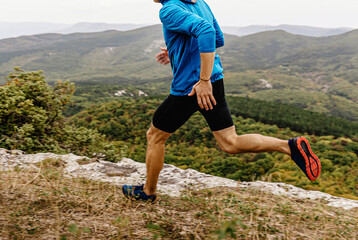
[
  {"left": 213, "top": 17, "right": 224, "bottom": 48},
  {"left": 160, "top": 4, "right": 216, "bottom": 53}
]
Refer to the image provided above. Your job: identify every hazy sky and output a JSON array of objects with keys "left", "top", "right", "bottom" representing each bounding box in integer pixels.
[{"left": 1, "top": 0, "right": 357, "bottom": 28}]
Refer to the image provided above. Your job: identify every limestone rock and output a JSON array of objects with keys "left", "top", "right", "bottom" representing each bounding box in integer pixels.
[
  {"left": 240, "top": 181, "right": 358, "bottom": 210},
  {"left": 1, "top": 148, "right": 357, "bottom": 210}
]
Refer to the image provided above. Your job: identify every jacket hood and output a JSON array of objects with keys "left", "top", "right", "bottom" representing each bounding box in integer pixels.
[{"left": 161, "top": 0, "right": 197, "bottom": 3}]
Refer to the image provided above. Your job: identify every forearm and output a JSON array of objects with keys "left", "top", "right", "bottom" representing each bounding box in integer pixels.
[{"left": 200, "top": 52, "right": 215, "bottom": 80}]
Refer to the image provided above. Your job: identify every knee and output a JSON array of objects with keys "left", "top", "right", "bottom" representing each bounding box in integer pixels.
[
  {"left": 146, "top": 128, "right": 157, "bottom": 143},
  {"left": 219, "top": 139, "right": 238, "bottom": 154},
  {"left": 146, "top": 127, "right": 170, "bottom": 145}
]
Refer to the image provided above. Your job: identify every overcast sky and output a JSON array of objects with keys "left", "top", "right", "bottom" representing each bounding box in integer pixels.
[{"left": 1, "top": 0, "right": 357, "bottom": 28}]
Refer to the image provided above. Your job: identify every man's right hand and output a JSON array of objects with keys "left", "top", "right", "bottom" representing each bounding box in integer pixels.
[
  {"left": 188, "top": 80, "right": 217, "bottom": 111},
  {"left": 155, "top": 47, "right": 170, "bottom": 65}
]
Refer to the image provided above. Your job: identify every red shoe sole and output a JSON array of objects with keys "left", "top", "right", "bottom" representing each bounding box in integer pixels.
[{"left": 296, "top": 137, "right": 321, "bottom": 181}]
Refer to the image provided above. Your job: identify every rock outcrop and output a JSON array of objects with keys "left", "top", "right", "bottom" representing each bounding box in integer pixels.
[{"left": 1, "top": 148, "right": 357, "bottom": 210}]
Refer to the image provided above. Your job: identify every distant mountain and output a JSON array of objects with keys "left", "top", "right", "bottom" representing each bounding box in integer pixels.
[
  {"left": 220, "top": 29, "right": 358, "bottom": 70},
  {"left": 0, "top": 22, "right": 70, "bottom": 39},
  {"left": 57, "top": 22, "right": 150, "bottom": 34},
  {"left": 1, "top": 22, "right": 354, "bottom": 40},
  {"left": 219, "top": 29, "right": 358, "bottom": 120},
  {"left": 0, "top": 25, "right": 357, "bottom": 120},
  {"left": 221, "top": 25, "right": 353, "bottom": 37},
  {"left": 0, "top": 25, "right": 170, "bottom": 84},
  {"left": 0, "top": 22, "right": 150, "bottom": 40}
]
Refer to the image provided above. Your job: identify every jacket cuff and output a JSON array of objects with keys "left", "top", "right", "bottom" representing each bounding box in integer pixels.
[{"left": 197, "top": 31, "right": 216, "bottom": 53}]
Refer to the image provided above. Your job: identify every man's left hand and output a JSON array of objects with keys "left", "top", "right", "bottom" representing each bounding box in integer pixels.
[
  {"left": 155, "top": 47, "right": 170, "bottom": 65},
  {"left": 188, "top": 80, "right": 217, "bottom": 110}
]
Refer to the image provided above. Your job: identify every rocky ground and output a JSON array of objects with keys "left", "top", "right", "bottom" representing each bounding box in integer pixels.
[
  {"left": 1, "top": 148, "right": 357, "bottom": 210},
  {"left": 1, "top": 148, "right": 358, "bottom": 239}
]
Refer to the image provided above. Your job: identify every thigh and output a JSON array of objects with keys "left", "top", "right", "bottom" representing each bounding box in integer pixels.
[
  {"left": 199, "top": 80, "right": 234, "bottom": 131},
  {"left": 152, "top": 95, "right": 198, "bottom": 133}
]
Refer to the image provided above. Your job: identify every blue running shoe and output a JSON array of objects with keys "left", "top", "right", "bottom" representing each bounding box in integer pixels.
[
  {"left": 289, "top": 136, "right": 321, "bottom": 181},
  {"left": 122, "top": 184, "right": 156, "bottom": 202}
]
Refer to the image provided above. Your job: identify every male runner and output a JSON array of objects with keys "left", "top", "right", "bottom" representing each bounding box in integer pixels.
[{"left": 122, "top": 0, "right": 321, "bottom": 201}]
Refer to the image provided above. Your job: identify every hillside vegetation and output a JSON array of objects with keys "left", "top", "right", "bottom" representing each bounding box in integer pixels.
[
  {"left": 62, "top": 83, "right": 358, "bottom": 138},
  {"left": 0, "top": 69, "right": 119, "bottom": 161},
  {"left": 0, "top": 26, "right": 358, "bottom": 120},
  {"left": 1, "top": 66, "right": 357, "bottom": 202},
  {"left": 71, "top": 97, "right": 358, "bottom": 200}
]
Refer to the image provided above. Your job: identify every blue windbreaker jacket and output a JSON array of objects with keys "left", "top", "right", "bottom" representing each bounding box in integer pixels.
[{"left": 159, "top": 0, "right": 225, "bottom": 96}]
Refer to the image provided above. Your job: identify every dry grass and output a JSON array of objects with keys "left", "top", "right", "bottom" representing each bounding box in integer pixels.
[{"left": 0, "top": 158, "right": 357, "bottom": 240}]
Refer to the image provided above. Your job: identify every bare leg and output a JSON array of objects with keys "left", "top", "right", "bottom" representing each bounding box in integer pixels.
[
  {"left": 213, "top": 126, "right": 291, "bottom": 155},
  {"left": 143, "top": 124, "right": 171, "bottom": 195}
]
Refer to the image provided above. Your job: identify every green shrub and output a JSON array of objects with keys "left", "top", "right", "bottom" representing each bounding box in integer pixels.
[{"left": 0, "top": 68, "right": 119, "bottom": 161}]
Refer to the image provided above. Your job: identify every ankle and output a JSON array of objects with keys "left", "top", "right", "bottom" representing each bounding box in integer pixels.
[
  {"left": 280, "top": 140, "right": 291, "bottom": 156},
  {"left": 284, "top": 140, "right": 292, "bottom": 156},
  {"left": 143, "top": 184, "right": 156, "bottom": 196}
]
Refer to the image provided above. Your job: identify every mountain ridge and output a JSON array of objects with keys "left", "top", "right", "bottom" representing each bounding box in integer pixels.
[
  {"left": 0, "top": 22, "right": 355, "bottom": 40},
  {"left": 0, "top": 22, "right": 149, "bottom": 40},
  {"left": 221, "top": 24, "right": 353, "bottom": 37},
  {"left": 1, "top": 25, "right": 357, "bottom": 121}
]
